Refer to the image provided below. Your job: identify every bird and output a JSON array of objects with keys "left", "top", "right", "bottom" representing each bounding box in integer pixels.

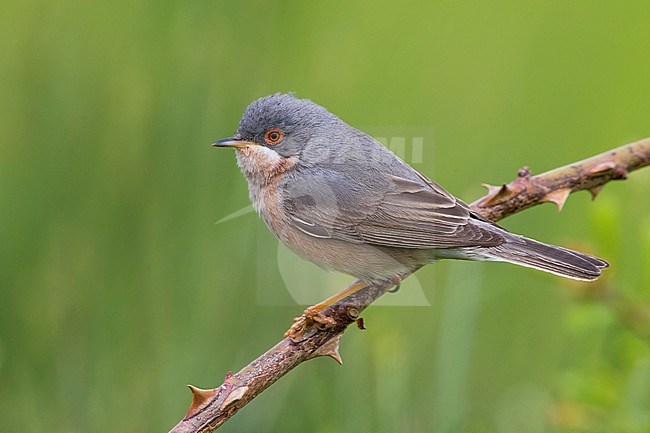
[{"left": 213, "top": 93, "right": 609, "bottom": 337}]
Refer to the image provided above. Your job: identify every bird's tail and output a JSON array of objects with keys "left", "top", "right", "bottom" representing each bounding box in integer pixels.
[{"left": 485, "top": 235, "right": 609, "bottom": 281}]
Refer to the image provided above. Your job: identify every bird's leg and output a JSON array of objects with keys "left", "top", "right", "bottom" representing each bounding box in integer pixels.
[{"left": 285, "top": 279, "right": 370, "bottom": 340}]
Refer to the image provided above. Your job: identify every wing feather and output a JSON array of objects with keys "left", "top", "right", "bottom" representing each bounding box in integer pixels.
[{"left": 282, "top": 167, "right": 504, "bottom": 249}]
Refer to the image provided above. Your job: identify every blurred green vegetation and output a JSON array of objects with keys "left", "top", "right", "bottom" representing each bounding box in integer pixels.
[{"left": 1, "top": 1, "right": 649, "bottom": 432}]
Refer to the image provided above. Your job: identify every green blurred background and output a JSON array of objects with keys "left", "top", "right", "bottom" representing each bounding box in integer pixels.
[{"left": 1, "top": 1, "right": 649, "bottom": 432}]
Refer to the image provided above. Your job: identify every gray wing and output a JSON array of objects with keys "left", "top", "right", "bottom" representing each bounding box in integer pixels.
[{"left": 281, "top": 167, "right": 505, "bottom": 249}]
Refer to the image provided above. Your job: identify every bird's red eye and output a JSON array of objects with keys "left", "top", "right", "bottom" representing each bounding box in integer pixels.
[{"left": 264, "top": 128, "right": 284, "bottom": 145}]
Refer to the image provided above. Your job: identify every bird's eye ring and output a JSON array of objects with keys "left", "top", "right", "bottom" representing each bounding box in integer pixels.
[{"left": 264, "top": 128, "right": 284, "bottom": 145}]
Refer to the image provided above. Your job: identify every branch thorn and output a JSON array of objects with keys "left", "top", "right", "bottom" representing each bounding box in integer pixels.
[
  {"left": 589, "top": 185, "right": 604, "bottom": 200},
  {"left": 306, "top": 334, "right": 343, "bottom": 365},
  {"left": 185, "top": 385, "right": 219, "bottom": 419},
  {"left": 542, "top": 188, "right": 571, "bottom": 211},
  {"left": 481, "top": 183, "right": 513, "bottom": 206}
]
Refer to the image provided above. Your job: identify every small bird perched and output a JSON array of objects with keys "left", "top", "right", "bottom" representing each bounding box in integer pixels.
[{"left": 214, "top": 93, "right": 608, "bottom": 336}]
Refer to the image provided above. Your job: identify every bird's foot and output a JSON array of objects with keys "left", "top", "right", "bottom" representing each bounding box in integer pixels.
[
  {"left": 284, "top": 306, "right": 336, "bottom": 341},
  {"left": 284, "top": 279, "right": 370, "bottom": 340}
]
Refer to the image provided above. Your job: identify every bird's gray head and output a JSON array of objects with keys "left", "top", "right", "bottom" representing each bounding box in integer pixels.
[
  {"left": 213, "top": 93, "right": 388, "bottom": 183},
  {"left": 238, "top": 93, "right": 340, "bottom": 157},
  {"left": 214, "top": 93, "right": 370, "bottom": 165},
  {"left": 214, "top": 93, "right": 341, "bottom": 158}
]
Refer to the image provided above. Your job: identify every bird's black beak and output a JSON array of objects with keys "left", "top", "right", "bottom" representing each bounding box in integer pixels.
[{"left": 211, "top": 136, "right": 258, "bottom": 149}]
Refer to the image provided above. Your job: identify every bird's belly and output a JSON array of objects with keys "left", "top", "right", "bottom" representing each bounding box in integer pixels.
[
  {"left": 277, "top": 227, "right": 427, "bottom": 282},
  {"left": 251, "top": 179, "right": 427, "bottom": 281}
]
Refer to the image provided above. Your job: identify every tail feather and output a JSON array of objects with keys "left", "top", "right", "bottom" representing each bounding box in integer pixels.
[{"left": 486, "top": 235, "right": 609, "bottom": 281}]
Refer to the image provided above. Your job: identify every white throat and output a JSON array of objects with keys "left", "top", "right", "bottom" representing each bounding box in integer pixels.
[{"left": 235, "top": 146, "right": 298, "bottom": 214}]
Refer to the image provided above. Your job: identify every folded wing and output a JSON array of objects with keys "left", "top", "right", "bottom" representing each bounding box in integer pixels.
[{"left": 282, "top": 167, "right": 505, "bottom": 249}]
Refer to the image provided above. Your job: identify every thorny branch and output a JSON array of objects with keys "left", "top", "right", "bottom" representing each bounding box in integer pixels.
[
  {"left": 169, "top": 137, "right": 650, "bottom": 433},
  {"left": 470, "top": 137, "right": 650, "bottom": 219}
]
